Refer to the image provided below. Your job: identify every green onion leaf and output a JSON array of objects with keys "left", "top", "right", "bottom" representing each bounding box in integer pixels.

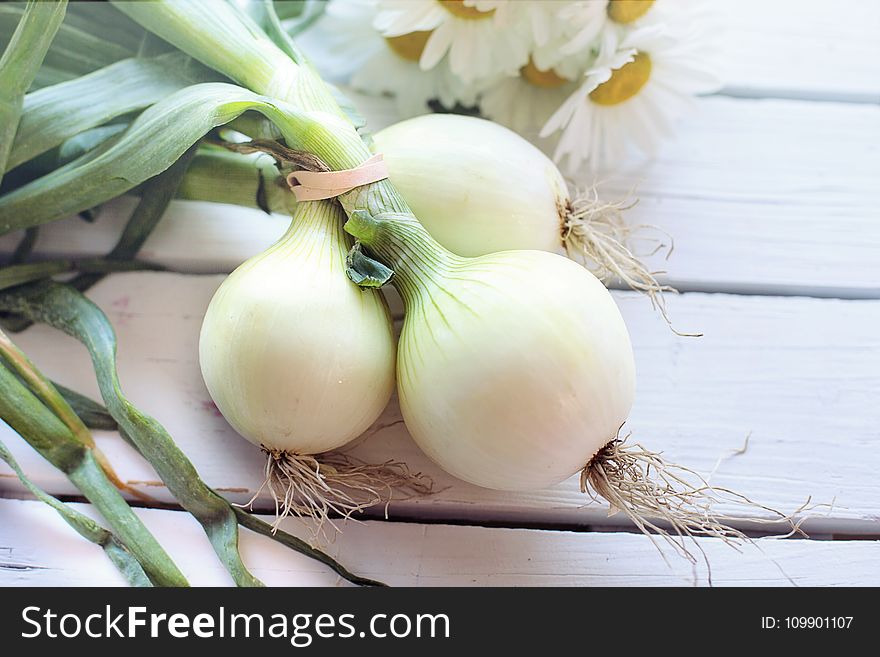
[
  {"left": 8, "top": 53, "right": 212, "bottom": 171},
  {"left": 0, "top": 436, "right": 152, "bottom": 587},
  {"left": 0, "top": 259, "right": 164, "bottom": 294},
  {"left": 0, "top": 281, "right": 262, "bottom": 586},
  {"left": 69, "top": 144, "right": 198, "bottom": 294},
  {"left": 176, "top": 146, "right": 287, "bottom": 213},
  {"left": 0, "top": 340, "right": 188, "bottom": 587},
  {"left": 0, "top": 0, "right": 68, "bottom": 186},
  {"left": 52, "top": 381, "right": 118, "bottom": 431},
  {"left": 234, "top": 509, "right": 386, "bottom": 587},
  {"left": 0, "top": 82, "right": 350, "bottom": 235},
  {"left": 0, "top": 2, "right": 128, "bottom": 83}
]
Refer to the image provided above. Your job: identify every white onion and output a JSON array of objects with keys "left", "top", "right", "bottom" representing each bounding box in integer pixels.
[
  {"left": 199, "top": 200, "right": 395, "bottom": 455},
  {"left": 373, "top": 114, "right": 567, "bottom": 257},
  {"left": 345, "top": 212, "right": 635, "bottom": 491},
  {"left": 373, "top": 114, "right": 669, "bottom": 320}
]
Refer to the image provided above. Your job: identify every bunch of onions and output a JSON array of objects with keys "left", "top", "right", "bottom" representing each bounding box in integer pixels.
[
  {"left": 199, "top": 199, "right": 427, "bottom": 533},
  {"left": 116, "top": 0, "right": 787, "bottom": 551}
]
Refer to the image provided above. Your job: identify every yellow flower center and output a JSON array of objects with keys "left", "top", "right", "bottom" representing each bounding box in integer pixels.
[
  {"left": 589, "top": 53, "right": 652, "bottom": 106},
  {"left": 384, "top": 31, "right": 432, "bottom": 61},
  {"left": 438, "top": 1, "right": 495, "bottom": 20},
  {"left": 607, "top": 0, "right": 655, "bottom": 24},
  {"left": 520, "top": 59, "right": 568, "bottom": 89}
]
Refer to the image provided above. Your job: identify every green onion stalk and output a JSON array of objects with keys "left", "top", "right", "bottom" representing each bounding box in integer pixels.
[{"left": 0, "top": 328, "right": 189, "bottom": 586}]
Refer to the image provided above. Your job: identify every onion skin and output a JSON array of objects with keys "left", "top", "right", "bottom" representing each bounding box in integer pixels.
[
  {"left": 199, "top": 201, "right": 396, "bottom": 454},
  {"left": 373, "top": 114, "right": 567, "bottom": 257},
  {"left": 396, "top": 250, "right": 636, "bottom": 491}
]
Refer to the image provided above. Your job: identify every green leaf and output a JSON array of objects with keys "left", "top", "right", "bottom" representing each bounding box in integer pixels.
[
  {"left": 0, "top": 81, "right": 341, "bottom": 235},
  {"left": 176, "top": 146, "right": 288, "bottom": 214},
  {"left": 53, "top": 382, "right": 118, "bottom": 431},
  {"left": 0, "top": 259, "right": 164, "bottom": 294},
  {"left": 57, "top": 124, "right": 130, "bottom": 166},
  {"left": 0, "top": 356, "right": 188, "bottom": 587},
  {"left": 0, "top": 280, "right": 262, "bottom": 587},
  {"left": 249, "top": 0, "right": 307, "bottom": 64},
  {"left": 8, "top": 53, "right": 210, "bottom": 171},
  {"left": 0, "top": 0, "right": 68, "bottom": 186},
  {"left": 111, "top": 0, "right": 293, "bottom": 97},
  {"left": 69, "top": 144, "right": 198, "bottom": 294},
  {"left": 3, "top": 356, "right": 118, "bottom": 430},
  {"left": 10, "top": 226, "right": 37, "bottom": 263},
  {"left": 0, "top": 3, "right": 131, "bottom": 82},
  {"left": 0, "top": 436, "right": 152, "bottom": 586},
  {"left": 29, "top": 64, "right": 75, "bottom": 90},
  {"left": 64, "top": 1, "right": 148, "bottom": 50},
  {"left": 280, "top": 1, "right": 328, "bottom": 37},
  {"left": 111, "top": 0, "right": 341, "bottom": 114},
  {"left": 0, "top": 126, "right": 128, "bottom": 194},
  {"left": 207, "top": 0, "right": 362, "bottom": 131},
  {"left": 346, "top": 241, "right": 394, "bottom": 288},
  {"left": 326, "top": 82, "right": 368, "bottom": 132},
  {"left": 234, "top": 509, "right": 386, "bottom": 587}
]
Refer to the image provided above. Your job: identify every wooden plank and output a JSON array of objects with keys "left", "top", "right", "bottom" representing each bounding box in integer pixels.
[
  {"left": 1, "top": 272, "right": 878, "bottom": 534},
  {"left": 2, "top": 498, "right": 878, "bottom": 586},
  {"left": 2, "top": 96, "right": 877, "bottom": 297},
  {"left": 717, "top": 0, "right": 880, "bottom": 102},
  {"left": 603, "top": 98, "right": 880, "bottom": 298}
]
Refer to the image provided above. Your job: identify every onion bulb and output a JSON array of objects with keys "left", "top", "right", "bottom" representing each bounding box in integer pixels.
[
  {"left": 199, "top": 200, "right": 409, "bottom": 529},
  {"left": 373, "top": 114, "right": 672, "bottom": 320},
  {"left": 344, "top": 210, "right": 786, "bottom": 551},
  {"left": 345, "top": 211, "right": 635, "bottom": 491},
  {"left": 374, "top": 115, "right": 567, "bottom": 257}
]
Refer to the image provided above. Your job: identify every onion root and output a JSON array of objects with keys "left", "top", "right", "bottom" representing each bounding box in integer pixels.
[
  {"left": 562, "top": 188, "right": 699, "bottom": 336},
  {"left": 581, "top": 430, "right": 811, "bottom": 573},
  {"left": 246, "top": 449, "right": 434, "bottom": 543}
]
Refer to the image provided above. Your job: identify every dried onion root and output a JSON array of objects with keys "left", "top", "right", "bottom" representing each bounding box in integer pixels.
[
  {"left": 581, "top": 430, "right": 816, "bottom": 583},
  {"left": 244, "top": 450, "right": 433, "bottom": 544}
]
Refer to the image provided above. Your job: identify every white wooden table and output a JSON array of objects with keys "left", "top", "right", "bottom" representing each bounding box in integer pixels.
[{"left": 2, "top": 0, "right": 879, "bottom": 586}]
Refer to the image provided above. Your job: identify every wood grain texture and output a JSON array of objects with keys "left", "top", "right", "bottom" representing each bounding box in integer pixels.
[
  {"left": 1, "top": 272, "right": 877, "bottom": 534},
  {"left": 2, "top": 96, "right": 877, "bottom": 298},
  {"left": 1, "top": 498, "right": 877, "bottom": 587},
  {"left": 717, "top": 0, "right": 880, "bottom": 102}
]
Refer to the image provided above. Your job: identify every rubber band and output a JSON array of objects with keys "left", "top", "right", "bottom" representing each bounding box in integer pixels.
[{"left": 286, "top": 153, "right": 389, "bottom": 201}]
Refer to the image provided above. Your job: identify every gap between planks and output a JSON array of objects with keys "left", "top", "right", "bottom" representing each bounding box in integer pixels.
[
  {"left": 1, "top": 498, "right": 878, "bottom": 587},
  {"left": 3, "top": 485, "right": 848, "bottom": 542}
]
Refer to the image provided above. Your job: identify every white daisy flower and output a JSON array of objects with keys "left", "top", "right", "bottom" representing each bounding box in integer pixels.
[
  {"left": 372, "top": 0, "right": 532, "bottom": 83},
  {"left": 558, "top": 0, "right": 610, "bottom": 57},
  {"left": 297, "top": 0, "right": 477, "bottom": 117},
  {"left": 562, "top": 0, "right": 718, "bottom": 55},
  {"left": 541, "top": 24, "right": 721, "bottom": 172},
  {"left": 605, "top": 0, "right": 717, "bottom": 29},
  {"left": 295, "top": 0, "right": 381, "bottom": 83},
  {"left": 480, "top": 61, "right": 579, "bottom": 136},
  {"left": 352, "top": 39, "right": 480, "bottom": 116},
  {"left": 468, "top": 1, "right": 577, "bottom": 50},
  {"left": 605, "top": 0, "right": 658, "bottom": 25}
]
